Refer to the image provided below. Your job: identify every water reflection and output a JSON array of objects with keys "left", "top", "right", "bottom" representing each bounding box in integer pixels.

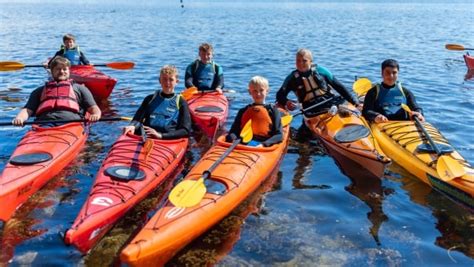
[
  {"left": 166, "top": 168, "right": 282, "bottom": 266},
  {"left": 389, "top": 164, "right": 474, "bottom": 259},
  {"left": 464, "top": 69, "right": 474, "bottom": 81}
]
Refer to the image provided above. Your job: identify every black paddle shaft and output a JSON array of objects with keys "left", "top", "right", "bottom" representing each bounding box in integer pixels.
[
  {"left": 202, "top": 138, "right": 241, "bottom": 179},
  {"left": 413, "top": 116, "right": 442, "bottom": 155},
  {"left": 0, "top": 117, "right": 125, "bottom": 126}
]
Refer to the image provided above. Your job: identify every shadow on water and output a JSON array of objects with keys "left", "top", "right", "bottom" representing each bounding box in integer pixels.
[{"left": 387, "top": 164, "right": 474, "bottom": 259}]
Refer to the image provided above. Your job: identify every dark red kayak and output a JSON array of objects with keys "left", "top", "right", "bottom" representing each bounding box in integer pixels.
[{"left": 69, "top": 65, "right": 117, "bottom": 99}]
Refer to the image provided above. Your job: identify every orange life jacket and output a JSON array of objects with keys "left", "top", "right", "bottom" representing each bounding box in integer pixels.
[
  {"left": 241, "top": 104, "right": 273, "bottom": 138},
  {"left": 36, "top": 79, "right": 80, "bottom": 115}
]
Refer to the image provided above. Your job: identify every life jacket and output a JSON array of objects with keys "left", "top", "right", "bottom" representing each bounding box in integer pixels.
[
  {"left": 147, "top": 91, "right": 181, "bottom": 133},
  {"left": 294, "top": 66, "right": 332, "bottom": 105},
  {"left": 36, "top": 79, "right": 80, "bottom": 115},
  {"left": 194, "top": 60, "right": 216, "bottom": 90},
  {"left": 375, "top": 82, "right": 408, "bottom": 120},
  {"left": 240, "top": 104, "right": 273, "bottom": 139},
  {"left": 60, "top": 45, "right": 81, "bottom": 65}
]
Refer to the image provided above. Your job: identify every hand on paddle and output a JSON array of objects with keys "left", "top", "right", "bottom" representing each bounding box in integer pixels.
[
  {"left": 408, "top": 110, "right": 425, "bottom": 122},
  {"left": 285, "top": 100, "right": 298, "bottom": 111},
  {"left": 123, "top": 125, "right": 162, "bottom": 139}
]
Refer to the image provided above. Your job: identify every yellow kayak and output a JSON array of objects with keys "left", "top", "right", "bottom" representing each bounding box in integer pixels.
[{"left": 371, "top": 121, "right": 474, "bottom": 209}]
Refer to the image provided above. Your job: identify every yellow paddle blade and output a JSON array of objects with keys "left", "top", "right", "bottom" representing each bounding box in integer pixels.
[
  {"left": 445, "top": 44, "right": 465, "bottom": 51},
  {"left": 401, "top": 103, "right": 411, "bottom": 113},
  {"left": 120, "top": 116, "right": 133, "bottom": 121},
  {"left": 169, "top": 178, "right": 206, "bottom": 208},
  {"left": 241, "top": 119, "right": 253, "bottom": 143},
  {"left": 352, "top": 78, "right": 372, "bottom": 97},
  {"left": 281, "top": 114, "right": 293, "bottom": 127},
  {"left": 0, "top": 61, "right": 25, "bottom": 71},
  {"left": 105, "top": 61, "right": 135, "bottom": 70},
  {"left": 181, "top": 86, "right": 198, "bottom": 100},
  {"left": 436, "top": 155, "right": 466, "bottom": 181}
]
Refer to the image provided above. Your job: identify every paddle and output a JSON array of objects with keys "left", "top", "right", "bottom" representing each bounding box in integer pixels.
[
  {"left": 352, "top": 77, "right": 373, "bottom": 97},
  {"left": 0, "top": 61, "right": 135, "bottom": 71},
  {"left": 445, "top": 44, "right": 474, "bottom": 51},
  {"left": 0, "top": 116, "right": 132, "bottom": 126},
  {"left": 168, "top": 119, "right": 253, "bottom": 208},
  {"left": 292, "top": 96, "right": 335, "bottom": 117},
  {"left": 140, "top": 124, "right": 154, "bottom": 162},
  {"left": 401, "top": 104, "right": 465, "bottom": 181}
]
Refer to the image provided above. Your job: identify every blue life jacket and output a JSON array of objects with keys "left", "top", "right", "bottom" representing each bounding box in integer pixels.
[
  {"left": 147, "top": 91, "right": 181, "bottom": 132},
  {"left": 375, "top": 82, "right": 408, "bottom": 120},
  {"left": 61, "top": 45, "right": 81, "bottom": 65},
  {"left": 194, "top": 60, "right": 216, "bottom": 90}
]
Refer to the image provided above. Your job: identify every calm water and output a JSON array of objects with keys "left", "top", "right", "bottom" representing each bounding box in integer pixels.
[{"left": 0, "top": 0, "right": 473, "bottom": 266}]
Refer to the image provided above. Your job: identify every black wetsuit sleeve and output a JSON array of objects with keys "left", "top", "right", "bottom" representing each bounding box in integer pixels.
[
  {"left": 402, "top": 86, "right": 423, "bottom": 115},
  {"left": 226, "top": 107, "right": 246, "bottom": 142},
  {"left": 184, "top": 62, "right": 196, "bottom": 88},
  {"left": 326, "top": 76, "right": 359, "bottom": 105},
  {"left": 261, "top": 106, "right": 283, "bottom": 147},
  {"left": 362, "top": 86, "right": 379, "bottom": 122},
  {"left": 80, "top": 51, "right": 90, "bottom": 65},
  {"left": 276, "top": 73, "right": 296, "bottom": 106},
  {"left": 161, "top": 97, "right": 192, "bottom": 140},
  {"left": 130, "top": 94, "right": 153, "bottom": 127},
  {"left": 212, "top": 64, "right": 224, "bottom": 90}
]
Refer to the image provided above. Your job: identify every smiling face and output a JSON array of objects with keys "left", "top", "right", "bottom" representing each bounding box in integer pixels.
[
  {"left": 248, "top": 83, "right": 268, "bottom": 105},
  {"left": 63, "top": 38, "right": 76, "bottom": 50},
  {"left": 382, "top": 66, "right": 399, "bottom": 86},
  {"left": 296, "top": 53, "right": 312, "bottom": 73},
  {"left": 51, "top": 63, "right": 70, "bottom": 81},
  {"left": 199, "top": 49, "right": 213, "bottom": 64},
  {"left": 159, "top": 73, "right": 178, "bottom": 94}
]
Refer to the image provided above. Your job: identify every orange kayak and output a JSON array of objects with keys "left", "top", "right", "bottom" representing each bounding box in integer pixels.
[
  {"left": 186, "top": 91, "right": 228, "bottom": 139},
  {"left": 304, "top": 103, "right": 390, "bottom": 178},
  {"left": 64, "top": 133, "right": 188, "bottom": 253},
  {"left": 0, "top": 122, "right": 87, "bottom": 222},
  {"left": 69, "top": 65, "right": 117, "bottom": 100},
  {"left": 120, "top": 124, "right": 290, "bottom": 266}
]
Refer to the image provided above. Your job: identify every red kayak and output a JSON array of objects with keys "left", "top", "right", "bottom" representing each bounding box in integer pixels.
[
  {"left": 69, "top": 65, "right": 117, "bottom": 100},
  {"left": 186, "top": 91, "right": 228, "bottom": 139},
  {"left": 64, "top": 133, "right": 188, "bottom": 253},
  {"left": 0, "top": 123, "right": 87, "bottom": 222},
  {"left": 463, "top": 54, "right": 474, "bottom": 70}
]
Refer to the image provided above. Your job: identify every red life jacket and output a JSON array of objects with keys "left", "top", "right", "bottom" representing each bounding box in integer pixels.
[
  {"left": 241, "top": 104, "right": 273, "bottom": 138},
  {"left": 36, "top": 79, "right": 80, "bottom": 115}
]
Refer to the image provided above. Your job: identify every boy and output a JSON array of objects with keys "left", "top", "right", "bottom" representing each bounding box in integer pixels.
[
  {"left": 13, "top": 57, "right": 101, "bottom": 126},
  {"left": 362, "top": 59, "right": 424, "bottom": 123},
  {"left": 48, "top": 33, "right": 90, "bottom": 67},
  {"left": 226, "top": 76, "right": 282, "bottom": 147},
  {"left": 123, "top": 65, "right": 191, "bottom": 139},
  {"left": 276, "top": 48, "right": 360, "bottom": 113},
  {"left": 185, "top": 43, "right": 224, "bottom": 93}
]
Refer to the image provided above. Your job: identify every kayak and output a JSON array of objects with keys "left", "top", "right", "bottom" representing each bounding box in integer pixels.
[
  {"left": 186, "top": 91, "right": 228, "bottom": 139},
  {"left": 463, "top": 54, "right": 474, "bottom": 70},
  {"left": 64, "top": 133, "right": 188, "bottom": 253},
  {"left": 304, "top": 103, "right": 391, "bottom": 178},
  {"left": 371, "top": 121, "right": 474, "bottom": 209},
  {"left": 120, "top": 121, "right": 290, "bottom": 266},
  {"left": 69, "top": 65, "right": 117, "bottom": 100},
  {"left": 0, "top": 122, "right": 87, "bottom": 222}
]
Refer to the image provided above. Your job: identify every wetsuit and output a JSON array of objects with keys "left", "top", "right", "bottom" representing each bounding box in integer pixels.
[
  {"left": 276, "top": 65, "right": 359, "bottom": 116},
  {"left": 362, "top": 82, "right": 422, "bottom": 122},
  {"left": 185, "top": 60, "right": 224, "bottom": 91},
  {"left": 129, "top": 91, "right": 192, "bottom": 139},
  {"left": 226, "top": 103, "right": 283, "bottom": 147}
]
